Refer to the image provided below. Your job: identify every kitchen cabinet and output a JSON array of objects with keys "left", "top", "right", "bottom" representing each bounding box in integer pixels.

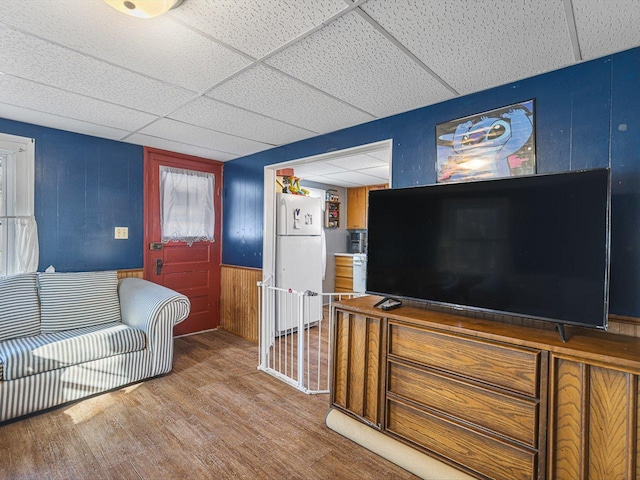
[
  {"left": 346, "top": 184, "right": 387, "bottom": 230},
  {"left": 334, "top": 255, "right": 353, "bottom": 292}
]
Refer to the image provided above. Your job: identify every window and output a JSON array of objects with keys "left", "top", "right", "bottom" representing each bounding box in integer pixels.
[
  {"left": 0, "top": 133, "right": 37, "bottom": 277},
  {"left": 160, "top": 166, "right": 215, "bottom": 246}
]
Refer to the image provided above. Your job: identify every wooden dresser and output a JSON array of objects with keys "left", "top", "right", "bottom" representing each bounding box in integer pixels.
[{"left": 331, "top": 296, "right": 640, "bottom": 480}]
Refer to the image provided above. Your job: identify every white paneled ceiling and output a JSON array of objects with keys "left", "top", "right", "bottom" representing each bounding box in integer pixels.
[{"left": 1, "top": 0, "right": 639, "bottom": 186}]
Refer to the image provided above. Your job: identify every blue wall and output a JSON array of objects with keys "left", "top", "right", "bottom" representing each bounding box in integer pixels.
[
  {"left": 222, "top": 47, "right": 640, "bottom": 318},
  {"left": 0, "top": 119, "right": 143, "bottom": 272}
]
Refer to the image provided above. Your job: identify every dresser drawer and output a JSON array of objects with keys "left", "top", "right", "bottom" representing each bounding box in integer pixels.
[
  {"left": 388, "top": 360, "right": 539, "bottom": 447},
  {"left": 387, "top": 398, "right": 537, "bottom": 480},
  {"left": 335, "top": 256, "right": 353, "bottom": 267},
  {"left": 334, "top": 277, "right": 353, "bottom": 291},
  {"left": 335, "top": 265, "right": 353, "bottom": 278},
  {"left": 388, "top": 322, "right": 541, "bottom": 396}
]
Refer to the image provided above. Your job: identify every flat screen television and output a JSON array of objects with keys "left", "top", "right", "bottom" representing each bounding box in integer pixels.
[{"left": 366, "top": 168, "right": 611, "bottom": 330}]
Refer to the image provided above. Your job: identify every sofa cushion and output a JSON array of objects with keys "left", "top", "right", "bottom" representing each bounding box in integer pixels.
[
  {"left": 0, "top": 273, "right": 40, "bottom": 342},
  {"left": 38, "top": 271, "right": 121, "bottom": 333},
  {"left": 0, "top": 322, "right": 146, "bottom": 381}
]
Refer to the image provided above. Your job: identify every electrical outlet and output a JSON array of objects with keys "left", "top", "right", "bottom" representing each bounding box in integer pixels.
[{"left": 114, "top": 227, "right": 128, "bottom": 239}]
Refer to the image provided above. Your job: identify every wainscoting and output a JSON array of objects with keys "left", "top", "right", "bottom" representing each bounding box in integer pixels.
[
  {"left": 120, "top": 266, "right": 639, "bottom": 342},
  {"left": 116, "top": 269, "right": 144, "bottom": 279},
  {"left": 221, "top": 265, "right": 262, "bottom": 343}
]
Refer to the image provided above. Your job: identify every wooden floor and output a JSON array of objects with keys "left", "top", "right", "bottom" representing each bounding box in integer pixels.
[{"left": 1, "top": 330, "right": 418, "bottom": 480}]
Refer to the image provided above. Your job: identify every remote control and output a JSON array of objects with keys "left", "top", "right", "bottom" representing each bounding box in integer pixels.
[{"left": 380, "top": 299, "right": 402, "bottom": 311}]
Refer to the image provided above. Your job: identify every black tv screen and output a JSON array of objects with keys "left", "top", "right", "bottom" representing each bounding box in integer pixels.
[{"left": 366, "top": 169, "right": 611, "bottom": 329}]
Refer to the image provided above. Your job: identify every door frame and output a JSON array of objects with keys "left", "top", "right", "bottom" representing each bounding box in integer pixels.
[{"left": 261, "top": 139, "right": 393, "bottom": 286}]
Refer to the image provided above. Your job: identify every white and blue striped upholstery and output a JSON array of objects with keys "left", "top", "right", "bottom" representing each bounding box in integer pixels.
[
  {"left": 118, "top": 278, "right": 191, "bottom": 376},
  {"left": 0, "top": 322, "right": 146, "bottom": 381},
  {"left": 0, "top": 273, "right": 40, "bottom": 341},
  {"left": 38, "top": 271, "right": 121, "bottom": 333},
  {"left": 0, "top": 275, "right": 189, "bottom": 423}
]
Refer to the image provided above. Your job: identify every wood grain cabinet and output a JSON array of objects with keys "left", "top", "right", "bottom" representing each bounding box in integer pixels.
[
  {"left": 330, "top": 296, "right": 640, "bottom": 480},
  {"left": 334, "top": 256, "right": 354, "bottom": 293},
  {"left": 346, "top": 184, "right": 388, "bottom": 230},
  {"left": 386, "top": 321, "right": 547, "bottom": 480},
  {"left": 332, "top": 308, "right": 384, "bottom": 428}
]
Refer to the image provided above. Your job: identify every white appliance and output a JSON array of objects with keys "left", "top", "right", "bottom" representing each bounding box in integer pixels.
[
  {"left": 276, "top": 193, "right": 323, "bottom": 333},
  {"left": 352, "top": 254, "right": 367, "bottom": 293}
]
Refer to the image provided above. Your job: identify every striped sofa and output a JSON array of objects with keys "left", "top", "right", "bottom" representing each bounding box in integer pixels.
[{"left": 0, "top": 271, "right": 190, "bottom": 423}]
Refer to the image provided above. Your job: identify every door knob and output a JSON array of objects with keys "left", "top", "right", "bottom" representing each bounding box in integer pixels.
[{"left": 155, "top": 258, "right": 163, "bottom": 275}]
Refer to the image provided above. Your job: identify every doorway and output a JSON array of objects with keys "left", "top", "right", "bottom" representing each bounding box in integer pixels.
[
  {"left": 262, "top": 139, "right": 392, "bottom": 286},
  {"left": 143, "top": 147, "right": 223, "bottom": 336}
]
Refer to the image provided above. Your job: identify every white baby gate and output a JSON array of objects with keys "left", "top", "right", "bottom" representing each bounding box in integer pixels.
[{"left": 257, "top": 278, "right": 361, "bottom": 394}]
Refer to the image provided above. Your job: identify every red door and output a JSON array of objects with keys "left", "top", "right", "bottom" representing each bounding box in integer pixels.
[{"left": 143, "top": 147, "right": 223, "bottom": 336}]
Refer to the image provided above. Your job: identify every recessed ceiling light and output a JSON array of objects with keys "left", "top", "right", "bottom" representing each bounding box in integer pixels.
[{"left": 103, "top": 0, "right": 185, "bottom": 19}]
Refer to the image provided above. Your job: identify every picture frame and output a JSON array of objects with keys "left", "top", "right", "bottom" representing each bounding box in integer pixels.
[{"left": 436, "top": 99, "right": 536, "bottom": 183}]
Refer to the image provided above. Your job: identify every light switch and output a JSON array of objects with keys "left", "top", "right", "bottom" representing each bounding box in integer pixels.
[{"left": 114, "top": 227, "right": 128, "bottom": 239}]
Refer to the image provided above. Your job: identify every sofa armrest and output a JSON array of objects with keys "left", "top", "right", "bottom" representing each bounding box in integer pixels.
[{"left": 118, "top": 277, "right": 190, "bottom": 375}]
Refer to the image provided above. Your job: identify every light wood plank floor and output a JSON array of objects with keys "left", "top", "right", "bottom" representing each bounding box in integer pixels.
[{"left": 1, "top": 330, "right": 418, "bottom": 479}]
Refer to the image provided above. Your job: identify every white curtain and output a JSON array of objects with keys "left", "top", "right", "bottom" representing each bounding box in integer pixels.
[
  {"left": 15, "top": 216, "right": 38, "bottom": 273},
  {"left": 0, "top": 144, "right": 38, "bottom": 276},
  {"left": 160, "top": 166, "right": 215, "bottom": 246}
]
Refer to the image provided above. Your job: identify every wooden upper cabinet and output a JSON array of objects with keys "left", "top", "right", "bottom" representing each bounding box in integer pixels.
[
  {"left": 347, "top": 187, "right": 367, "bottom": 229},
  {"left": 347, "top": 184, "right": 388, "bottom": 230}
]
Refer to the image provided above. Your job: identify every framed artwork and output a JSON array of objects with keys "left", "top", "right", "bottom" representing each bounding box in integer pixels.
[{"left": 436, "top": 99, "right": 536, "bottom": 183}]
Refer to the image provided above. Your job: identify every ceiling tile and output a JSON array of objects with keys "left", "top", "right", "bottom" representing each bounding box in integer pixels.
[
  {"left": 326, "top": 152, "right": 387, "bottom": 170},
  {"left": 322, "top": 170, "right": 388, "bottom": 186},
  {"left": 0, "top": 0, "right": 251, "bottom": 93},
  {"left": 208, "top": 65, "right": 375, "bottom": 133},
  {"left": 361, "top": 0, "right": 575, "bottom": 95},
  {"left": 359, "top": 165, "right": 390, "bottom": 180},
  {"left": 573, "top": 0, "right": 640, "bottom": 59},
  {"left": 137, "top": 118, "right": 272, "bottom": 156},
  {"left": 292, "top": 162, "right": 348, "bottom": 177},
  {"left": 0, "top": 102, "right": 130, "bottom": 141},
  {"left": 124, "top": 133, "right": 239, "bottom": 162},
  {"left": 265, "top": 11, "right": 455, "bottom": 117},
  {"left": 0, "top": 75, "right": 156, "bottom": 132},
  {"left": 170, "top": 0, "right": 349, "bottom": 58},
  {"left": 169, "top": 96, "right": 315, "bottom": 145},
  {"left": 303, "top": 175, "right": 359, "bottom": 188},
  {"left": 0, "top": 27, "right": 194, "bottom": 115}
]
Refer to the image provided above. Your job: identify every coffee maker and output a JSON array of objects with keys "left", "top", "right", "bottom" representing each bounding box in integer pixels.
[{"left": 349, "top": 230, "right": 367, "bottom": 254}]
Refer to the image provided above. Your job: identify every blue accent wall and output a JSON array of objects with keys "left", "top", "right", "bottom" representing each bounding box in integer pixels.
[
  {"left": 0, "top": 119, "right": 143, "bottom": 272},
  {"left": 222, "top": 47, "right": 640, "bottom": 318}
]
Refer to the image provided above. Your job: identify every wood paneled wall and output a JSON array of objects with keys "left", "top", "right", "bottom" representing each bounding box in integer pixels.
[
  {"left": 221, "top": 265, "right": 262, "bottom": 343},
  {"left": 117, "top": 269, "right": 144, "bottom": 279}
]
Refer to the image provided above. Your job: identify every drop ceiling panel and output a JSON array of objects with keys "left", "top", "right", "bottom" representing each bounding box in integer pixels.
[
  {"left": 303, "top": 175, "right": 358, "bottom": 188},
  {"left": 573, "top": 0, "right": 640, "bottom": 59},
  {"left": 360, "top": 166, "right": 390, "bottom": 180},
  {"left": 0, "top": 75, "right": 156, "bottom": 132},
  {"left": 0, "top": 27, "right": 194, "bottom": 115},
  {"left": 322, "top": 170, "right": 388, "bottom": 186},
  {"left": 138, "top": 118, "right": 272, "bottom": 157},
  {"left": 208, "top": 65, "right": 375, "bottom": 133},
  {"left": 169, "top": 97, "right": 314, "bottom": 145},
  {"left": 326, "top": 153, "right": 387, "bottom": 170},
  {"left": 0, "top": 0, "right": 252, "bottom": 93},
  {"left": 361, "top": 0, "right": 576, "bottom": 94},
  {"left": 169, "top": 0, "right": 349, "bottom": 58},
  {"left": 291, "top": 162, "right": 348, "bottom": 177},
  {"left": 266, "top": 11, "right": 455, "bottom": 117},
  {"left": 125, "top": 133, "right": 238, "bottom": 162},
  {"left": 0, "top": 102, "right": 130, "bottom": 141}
]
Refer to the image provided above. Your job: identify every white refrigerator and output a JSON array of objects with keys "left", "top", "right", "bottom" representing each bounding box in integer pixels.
[{"left": 275, "top": 193, "right": 323, "bottom": 333}]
